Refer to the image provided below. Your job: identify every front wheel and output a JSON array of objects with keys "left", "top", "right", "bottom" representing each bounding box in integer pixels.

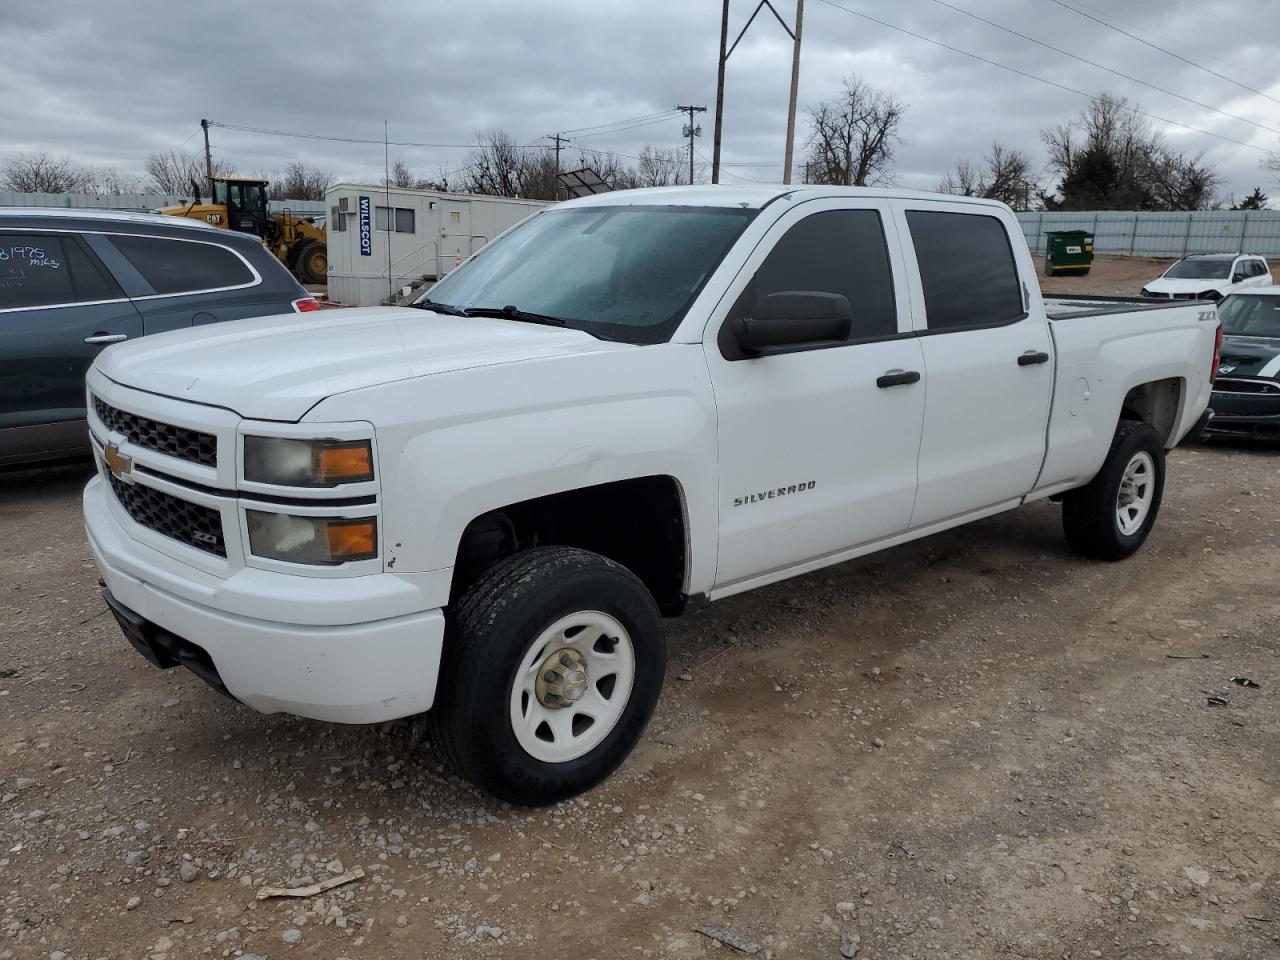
[
  {"left": 428, "top": 547, "right": 665, "bottom": 805},
  {"left": 1062, "top": 420, "right": 1166, "bottom": 561}
]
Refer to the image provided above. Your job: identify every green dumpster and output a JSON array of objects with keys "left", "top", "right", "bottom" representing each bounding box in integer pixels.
[{"left": 1044, "top": 230, "right": 1094, "bottom": 276}]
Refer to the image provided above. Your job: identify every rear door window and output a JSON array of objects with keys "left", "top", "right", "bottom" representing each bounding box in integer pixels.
[
  {"left": 107, "top": 235, "right": 255, "bottom": 295},
  {"left": 742, "top": 208, "right": 897, "bottom": 342},
  {"left": 0, "top": 234, "right": 122, "bottom": 310},
  {"left": 905, "top": 210, "right": 1024, "bottom": 332}
]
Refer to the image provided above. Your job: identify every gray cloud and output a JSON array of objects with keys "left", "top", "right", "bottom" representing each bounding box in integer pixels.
[{"left": 1, "top": 0, "right": 1277, "bottom": 202}]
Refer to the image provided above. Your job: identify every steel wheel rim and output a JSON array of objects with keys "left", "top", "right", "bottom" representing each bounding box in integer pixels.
[
  {"left": 509, "top": 610, "right": 635, "bottom": 764},
  {"left": 1115, "top": 451, "right": 1155, "bottom": 536}
]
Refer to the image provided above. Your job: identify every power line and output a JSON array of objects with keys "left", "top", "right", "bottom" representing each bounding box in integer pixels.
[
  {"left": 570, "top": 113, "right": 685, "bottom": 142},
  {"left": 1043, "top": 0, "right": 1280, "bottom": 107},
  {"left": 811, "top": 0, "right": 1271, "bottom": 154},
  {"left": 1064, "top": 0, "right": 1275, "bottom": 84},
  {"left": 207, "top": 120, "right": 544, "bottom": 150},
  {"left": 1173, "top": 0, "right": 1280, "bottom": 50},
  {"left": 921, "top": 0, "right": 1280, "bottom": 137},
  {"left": 557, "top": 109, "right": 682, "bottom": 137}
]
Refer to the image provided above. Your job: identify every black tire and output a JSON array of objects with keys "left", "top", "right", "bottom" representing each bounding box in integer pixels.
[
  {"left": 295, "top": 240, "right": 327, "bottom": 284},
  {"left": 427, "top": 546, "right": 665, "bottom": 805},
  {"left": 1062, "top": 420, "right": 1165, "bottom": 561}
]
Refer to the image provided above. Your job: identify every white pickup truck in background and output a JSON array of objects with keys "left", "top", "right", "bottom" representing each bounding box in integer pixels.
[{"left": 83, "top": 186, "right": 1220, "bottom": 804}]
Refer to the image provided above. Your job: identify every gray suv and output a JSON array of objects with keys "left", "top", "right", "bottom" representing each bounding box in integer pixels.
[{"left": 1, "top": 209, "right": 319, "bottom": 466}]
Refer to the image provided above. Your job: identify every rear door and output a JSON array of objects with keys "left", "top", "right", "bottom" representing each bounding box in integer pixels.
[
  {"left": 0, "top": 230, "right": 142, "bottom": 434},
  {"left": 84, "top": 232, "right": 264, "bottom": 333},
  {"left": 895, "top": 204, "right": 1053, "bottom": 527},
  {"left": 707, "top": 198, "right": 926, "bottom": 589}
]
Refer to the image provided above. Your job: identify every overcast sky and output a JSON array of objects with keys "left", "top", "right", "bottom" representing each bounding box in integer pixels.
[{"left": 2, "top": 0, "right": 1278, "bottom": 203}]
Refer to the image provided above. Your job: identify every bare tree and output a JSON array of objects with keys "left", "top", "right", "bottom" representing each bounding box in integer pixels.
[
  {"left": 803, "top": 76, "right": 905, "bottom": 187},
  {"left": 0, "top": 152, "right": 93, "bottom": 193},
  {"left": 462, "top": 129, "right": 529, "bottom": 198},
  {"left": 268, "top": 162, "right": 334, "bottom": 200},
  {"left": 1041, "top": 93, "right": 1220, "bottom": 210},
  {"left": 145, "top": 149, "right": 234, "bottom": 195},
  {"left": 634, "top": 145, "right": 690, "bottom": 187},
  {"left": 939, "top": 142, "right": 1035, "bottom": 209},
  {"left": 386, "top": 158, "right": 415, "bottom": 189}
]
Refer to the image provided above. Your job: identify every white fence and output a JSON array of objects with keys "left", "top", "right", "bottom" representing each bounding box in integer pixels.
[
  {"left": 0, "top": 190, "right": 326, "bottom": 217},
  {"left": 1015, "top": 210, "right": 1280, "bottom": 257}
]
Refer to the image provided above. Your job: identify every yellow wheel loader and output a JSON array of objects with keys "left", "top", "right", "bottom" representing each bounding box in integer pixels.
[{"left": 157, "top": 177, "right": 328, "bottom": 285}]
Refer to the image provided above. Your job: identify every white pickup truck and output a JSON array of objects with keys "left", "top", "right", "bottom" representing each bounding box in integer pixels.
[{"left": 84, "top": 186, "right": 1220, "bottom": 804}]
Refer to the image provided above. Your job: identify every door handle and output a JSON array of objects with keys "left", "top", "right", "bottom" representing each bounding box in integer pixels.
[
  {"left": 876, "top": 369, "right": 921, "bottom": 388},
  {"left": 1018, "top": 350, "right": 1050, "bottom": 366},
  {"left": 84, "top": 333, "right": 129, "bottom": 345}
]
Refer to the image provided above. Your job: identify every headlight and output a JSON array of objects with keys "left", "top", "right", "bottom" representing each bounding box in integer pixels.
[
  {"left": 244, "top": 437, "right": 373, "bottom": 487},
  {"left": 246, "top": 511, "right": 377, "bottom": 565},
  {"left": 1140, "top": 288, "right": 1151, "bottom": 297}
]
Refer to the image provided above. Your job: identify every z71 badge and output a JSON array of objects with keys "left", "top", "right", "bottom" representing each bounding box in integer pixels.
[{"left": 734, "top": 480, "right": 816, "bottom": 507}]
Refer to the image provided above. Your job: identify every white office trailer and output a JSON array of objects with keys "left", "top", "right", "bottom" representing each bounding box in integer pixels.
[{"left": 324, "top": 183, "right": 550, "bottom": 306}]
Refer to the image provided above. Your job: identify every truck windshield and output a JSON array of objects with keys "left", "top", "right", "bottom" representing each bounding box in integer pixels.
[
  {"left": 1218, "top": 294, "right": 1280, "bottom": 338},
  {"left": 1164, "top": 259, "right": 1232, "bottom": 280},
  {"left": 414, "top": 205, "right": 756, "bottom": 344}
]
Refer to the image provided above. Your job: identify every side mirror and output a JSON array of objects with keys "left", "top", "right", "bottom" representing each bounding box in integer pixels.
[{"left": 730, "top": 291, "right": 853, "bottom": 355}]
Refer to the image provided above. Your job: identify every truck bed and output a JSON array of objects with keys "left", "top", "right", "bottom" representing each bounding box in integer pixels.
[{"left": 1043, "top": 293, "right": 1204, "bottom": 321}]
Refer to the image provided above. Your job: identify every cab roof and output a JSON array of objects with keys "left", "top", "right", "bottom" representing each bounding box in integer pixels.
[{"left": 557, "top": 184, "right": 1014, "bottom": 211}]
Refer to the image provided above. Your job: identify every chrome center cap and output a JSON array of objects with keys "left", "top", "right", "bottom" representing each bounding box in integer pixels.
[{"left": 535, "top": 647, "right": 590, "bottom": 708}]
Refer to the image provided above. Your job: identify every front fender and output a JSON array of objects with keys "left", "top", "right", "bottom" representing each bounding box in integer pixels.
[{"left": 307, "top": 345, "right": 719, "bottom": 609}]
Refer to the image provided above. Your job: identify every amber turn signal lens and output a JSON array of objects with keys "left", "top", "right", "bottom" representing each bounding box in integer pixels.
[
  {"left": 324, "top": 519, "right": 377, "bottom": 561},
  {"left": 315, "top": 443, "right": 373, "bottom": 484}
]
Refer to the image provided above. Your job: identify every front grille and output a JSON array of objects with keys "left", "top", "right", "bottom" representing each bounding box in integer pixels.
[
  {"left": 1214, "top": 378, "right": 1280, "bottom": 395},
  {"left": 107, "top": 474, "right": 226, "bottom": 557},
  {"left": 93, "top": 396, "right": 217, "bottom": 468}
]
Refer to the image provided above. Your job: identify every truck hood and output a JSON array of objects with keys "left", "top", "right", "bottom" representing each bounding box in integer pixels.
[
  {"left": 1217, "top": 335, "right": 1280, "bottom": 380},
  {"left": 1144, "top": 277, "right": 1228, "bottom": 296},
  {"left": 95, "top": 307, "right": 618, "bottom": 421}
]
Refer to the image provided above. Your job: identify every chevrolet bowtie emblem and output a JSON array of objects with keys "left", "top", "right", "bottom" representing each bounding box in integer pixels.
[{"left": 103, "top": 442, "right": 133, "bottom": 482}]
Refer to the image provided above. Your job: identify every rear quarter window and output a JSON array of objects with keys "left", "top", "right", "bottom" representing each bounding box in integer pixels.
[
  {"left": 905, "top": 210, "right": 1024, "bottom": 332},
  {"left": 0, "top": 233, "right": 122, "bottom": 310},
  {"left": 108, "top": 234, "right": 256, "bottom": 295}
]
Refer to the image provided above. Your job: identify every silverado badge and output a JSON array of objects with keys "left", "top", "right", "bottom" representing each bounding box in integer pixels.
[{"left": 103, "top": 442, "right": 133, "bottom": 483}]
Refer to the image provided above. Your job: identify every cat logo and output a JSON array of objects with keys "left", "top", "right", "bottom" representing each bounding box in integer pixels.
[{"left": 103, "top": 442, "right": 133, "bottom": 483}]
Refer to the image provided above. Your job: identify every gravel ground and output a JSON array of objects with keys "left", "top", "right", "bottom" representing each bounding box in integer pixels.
[
  {"left": 1039, "top": 255, "right": 1177, "bottom": 298},
  {"left": 2, "top": 441, "right": 1278, "bottom": 960}
]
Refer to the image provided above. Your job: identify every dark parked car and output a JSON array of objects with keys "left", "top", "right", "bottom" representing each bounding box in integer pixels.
[
  {"left": 1203, "top": 287, "right": 1280, "bottom": 440},
  {"left": 0, "top": 209, "right": 318, "bottom": 466}
]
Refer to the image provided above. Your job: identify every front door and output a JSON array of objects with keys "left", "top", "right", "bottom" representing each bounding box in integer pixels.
[
  {"left": 707, "top": 199, "right": 926, "bottom": 589},
  {"left": 440, "top": 202, "right": 471, "bottom": 277},
  {"left": 0, "top": 231, "right": 142, "bottom": 432},
  {"left": 894, "top": 204, "right": 1053, "bottom": 527}
]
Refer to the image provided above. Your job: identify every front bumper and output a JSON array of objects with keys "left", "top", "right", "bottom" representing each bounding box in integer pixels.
[
  {"left": 1202, "top": 391, "right": 1280, "bottom": 438},
  {"left": 86, "top": 475, "right": 445, "bottom": 724}
]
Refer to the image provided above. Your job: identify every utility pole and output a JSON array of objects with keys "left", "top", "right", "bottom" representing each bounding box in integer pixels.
[
  {"left": 547, "top": 133, "right": 570, "bottom": 200},
  {"left": 712, "top": 0, "right": 729, "bottom": 184},
  {"left": 676, "top": 104, "right": 706, "bottom": 185},
  {"left": 200, "top": 118, "right": 213, "bottom": 198},
  {"left": 711, "top": 1, "right": 803, "bottom": 185},
  {"left": 782, "top": 0, "right": 804, "bottom": 185}
]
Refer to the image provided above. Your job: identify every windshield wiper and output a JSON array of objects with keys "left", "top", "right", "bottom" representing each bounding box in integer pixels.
[
  {"left": 411, "top": 298, "right": 468, "bottom": 316},
  {"left": 463, "top": 304, "right": 567, "bottom": 327}
]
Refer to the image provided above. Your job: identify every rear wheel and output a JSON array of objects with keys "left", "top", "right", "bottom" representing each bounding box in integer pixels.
[
  {"left": 295, "top": 240, "right": 327, "bottom": 285},
  {"left": 1062, "top": 420, "right": 1165, "bottom": 560},
  {"left": 428, "top": 547, "right": 665, "bottom": 805}
]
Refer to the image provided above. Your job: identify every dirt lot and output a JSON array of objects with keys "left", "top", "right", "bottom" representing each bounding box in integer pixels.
[
  {"left": 2, "top": 440, "right": 1278, "bottom": 960},
  {"left": 1039, "top": 255, "right": 1176, "bottom": 299}
]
